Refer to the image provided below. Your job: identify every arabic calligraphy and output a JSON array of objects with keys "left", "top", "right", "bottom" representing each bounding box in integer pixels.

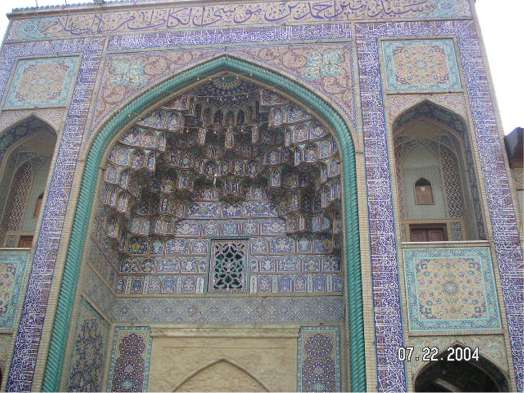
[{"left": 8, "top": 0, "right": 471, "bottom": 41}]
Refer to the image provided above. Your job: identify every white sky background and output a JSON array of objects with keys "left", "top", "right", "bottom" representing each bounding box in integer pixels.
[{"left": 0, "top": 0, "right": 521, "bottom": 133}]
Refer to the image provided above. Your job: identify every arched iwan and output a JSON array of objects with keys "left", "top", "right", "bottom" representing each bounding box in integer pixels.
[{"left": 40, "top": 55, "right": 365, "bottom": 392}]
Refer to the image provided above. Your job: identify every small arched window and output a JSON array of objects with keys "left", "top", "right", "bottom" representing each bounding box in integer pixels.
[
  {"left": 414, "top": 178, "right": 434, "bottom": 205},
  {"left": 34, "top": 193, "right": 44, "bottom": 218}
]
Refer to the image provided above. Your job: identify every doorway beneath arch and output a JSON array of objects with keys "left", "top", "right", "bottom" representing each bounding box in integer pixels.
[{"left": 415, "top": 346, "right": 509, "bottom": 392}]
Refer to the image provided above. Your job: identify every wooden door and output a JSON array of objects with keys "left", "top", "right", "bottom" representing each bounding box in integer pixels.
[
  {"left": 17, "top": 235, "right": 33, "bottom": 248},
  {"left": 409, "top": 225, "right": 447, "bottom": 242}
]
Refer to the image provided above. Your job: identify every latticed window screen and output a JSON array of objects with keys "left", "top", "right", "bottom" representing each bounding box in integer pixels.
[
  {"left": 3, "top": 161, "right": 33, "bottom": 231},
  {"left": 210, "top": 240, "right": 247, "bottom": 292}
]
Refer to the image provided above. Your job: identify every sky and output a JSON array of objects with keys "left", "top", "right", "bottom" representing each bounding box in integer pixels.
[{"left": 0, "top": 0, "right": 522, "bottom": 134}]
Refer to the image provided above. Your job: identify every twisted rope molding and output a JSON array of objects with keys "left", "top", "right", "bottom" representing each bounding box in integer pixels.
[{"left": 41, "top": 55, "right": 366, "bottom": 391}]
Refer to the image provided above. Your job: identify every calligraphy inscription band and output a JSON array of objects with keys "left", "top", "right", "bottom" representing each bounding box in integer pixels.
[{"left": 8, "top": 0, "right": 470, "bottom": 41}]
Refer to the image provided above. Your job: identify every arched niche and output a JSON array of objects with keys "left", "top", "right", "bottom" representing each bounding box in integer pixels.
[
  {"left": 392, "top": 100, "right": 486, "bottom": 242},
  {"left": 0, "top": 116, "right": 57, "bottom": 248},
  {"left": 174, "top": 359, "right": 269, "bottom": 392},
  {"left": 414, "top": 345, "right": 509, "bottom": 392},
  {"left": 41, "top": 56, "right": 365, "bottom": 392}
]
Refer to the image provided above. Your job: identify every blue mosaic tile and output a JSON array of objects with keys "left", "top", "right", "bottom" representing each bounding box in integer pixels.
[{"left": 298, "top": 326, "right": 341, "bottom": 392}]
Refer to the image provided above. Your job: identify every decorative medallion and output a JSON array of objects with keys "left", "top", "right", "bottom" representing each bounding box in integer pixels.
[{"left": 4, "top": 57, "right": 80, "bottom": 109}]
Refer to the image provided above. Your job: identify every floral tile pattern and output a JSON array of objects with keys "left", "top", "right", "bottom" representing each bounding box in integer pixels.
[
  {"left": 404, "top": 247, "right": 501, "bottom": 332},
  {"left": 298, "top": 326, "right": 341, "bottom": 392},
  {"left": 107, "top": 326, "right": 152, "bottom": 392},
  {"left": 67, "top": 299, "right": 110, "bottom": 392},
  {"left": 4, "top": 57, "right": 80, "bottom": 109},
  {"left": 382, "top": 39, "right": 462, "bottom": 93},
  {"left": 0, "top": 250, "right": 30, "bottom": 329}
]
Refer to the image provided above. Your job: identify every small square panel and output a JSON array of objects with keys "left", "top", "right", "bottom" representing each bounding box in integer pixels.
[
  {"left": 209, "top": 240, "right": 248, "bottom": 292},
  {"left": 404, "top": 247, "right": 501, "bottom": 333},
  {"left": 382, "top": 39, "right": 462, "bottom": 93},
  {"left": 4, "top": 56, "right": 80, "bottom": 109}
]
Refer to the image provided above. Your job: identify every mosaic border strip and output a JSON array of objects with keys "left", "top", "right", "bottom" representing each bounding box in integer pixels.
[
  {"left": 355, "top": 20, "right": 524, "bottom": 391},
  {"left": 2, "top": 38, "right": 105, "bottom": 392},
  {"left": 112, "top": 296, "right": 344, "bottom": 324},
  {"left": 40, "top": 56, "right": 365, "bottom": 391}
]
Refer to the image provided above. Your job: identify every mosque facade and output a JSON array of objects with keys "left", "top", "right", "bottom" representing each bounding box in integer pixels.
[{"left": 0, "top": 0, "right": 522, "bottom": 391}]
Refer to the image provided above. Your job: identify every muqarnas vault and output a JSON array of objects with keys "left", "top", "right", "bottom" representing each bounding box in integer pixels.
[{"left": 0, "top": 0, "right": 522, "bottom": 392}]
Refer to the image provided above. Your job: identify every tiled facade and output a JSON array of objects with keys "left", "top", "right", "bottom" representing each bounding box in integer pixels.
[{"left": 0, "top": 0, "right": 521, "bottom": 392}]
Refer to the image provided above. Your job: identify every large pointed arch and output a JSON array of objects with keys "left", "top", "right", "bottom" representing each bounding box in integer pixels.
[{"left": 40, "top": 55, "right": 365, "bottom": 391}]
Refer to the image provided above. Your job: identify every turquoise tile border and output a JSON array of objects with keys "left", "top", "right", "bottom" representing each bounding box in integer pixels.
[
  {"left": 382, "top": 39, "right": 462, "bottom": 93},
  {"left": 404, "top": 247, "right": 502, "bottom": 333},
  {"left": 4, "top": 56, "right": 80, "bottom": 109},
  {"left": 0, "top": 250, "right": 30, "bottom": 329}
]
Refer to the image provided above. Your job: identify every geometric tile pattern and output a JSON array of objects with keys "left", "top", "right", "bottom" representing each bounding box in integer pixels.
[
  {"left": 382, "top": 39, "right": 462, "bottom": 93},
  {"left": 404, "top": 247, "right": 501, "bottom": 332},
  {"left": 298, "top": 326, "right": 341, "bottom": 392},
  {"left": 67, "top": 299, "right": 110, "bottom": 392},
  {"left": 0, "top": 250, "right": 30, "bottom": 329},
  {"left": 356, "top": 20, "right": 524, "bottom": 391},
  {"left": 4, "top": 57, "right": 79, "bottom": 109},
  {"left": 107, "top": 326, "right": 152, "bottom": 392},
  {"left": 112, "top": 296, "right": 345, "bottom": 325}
]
